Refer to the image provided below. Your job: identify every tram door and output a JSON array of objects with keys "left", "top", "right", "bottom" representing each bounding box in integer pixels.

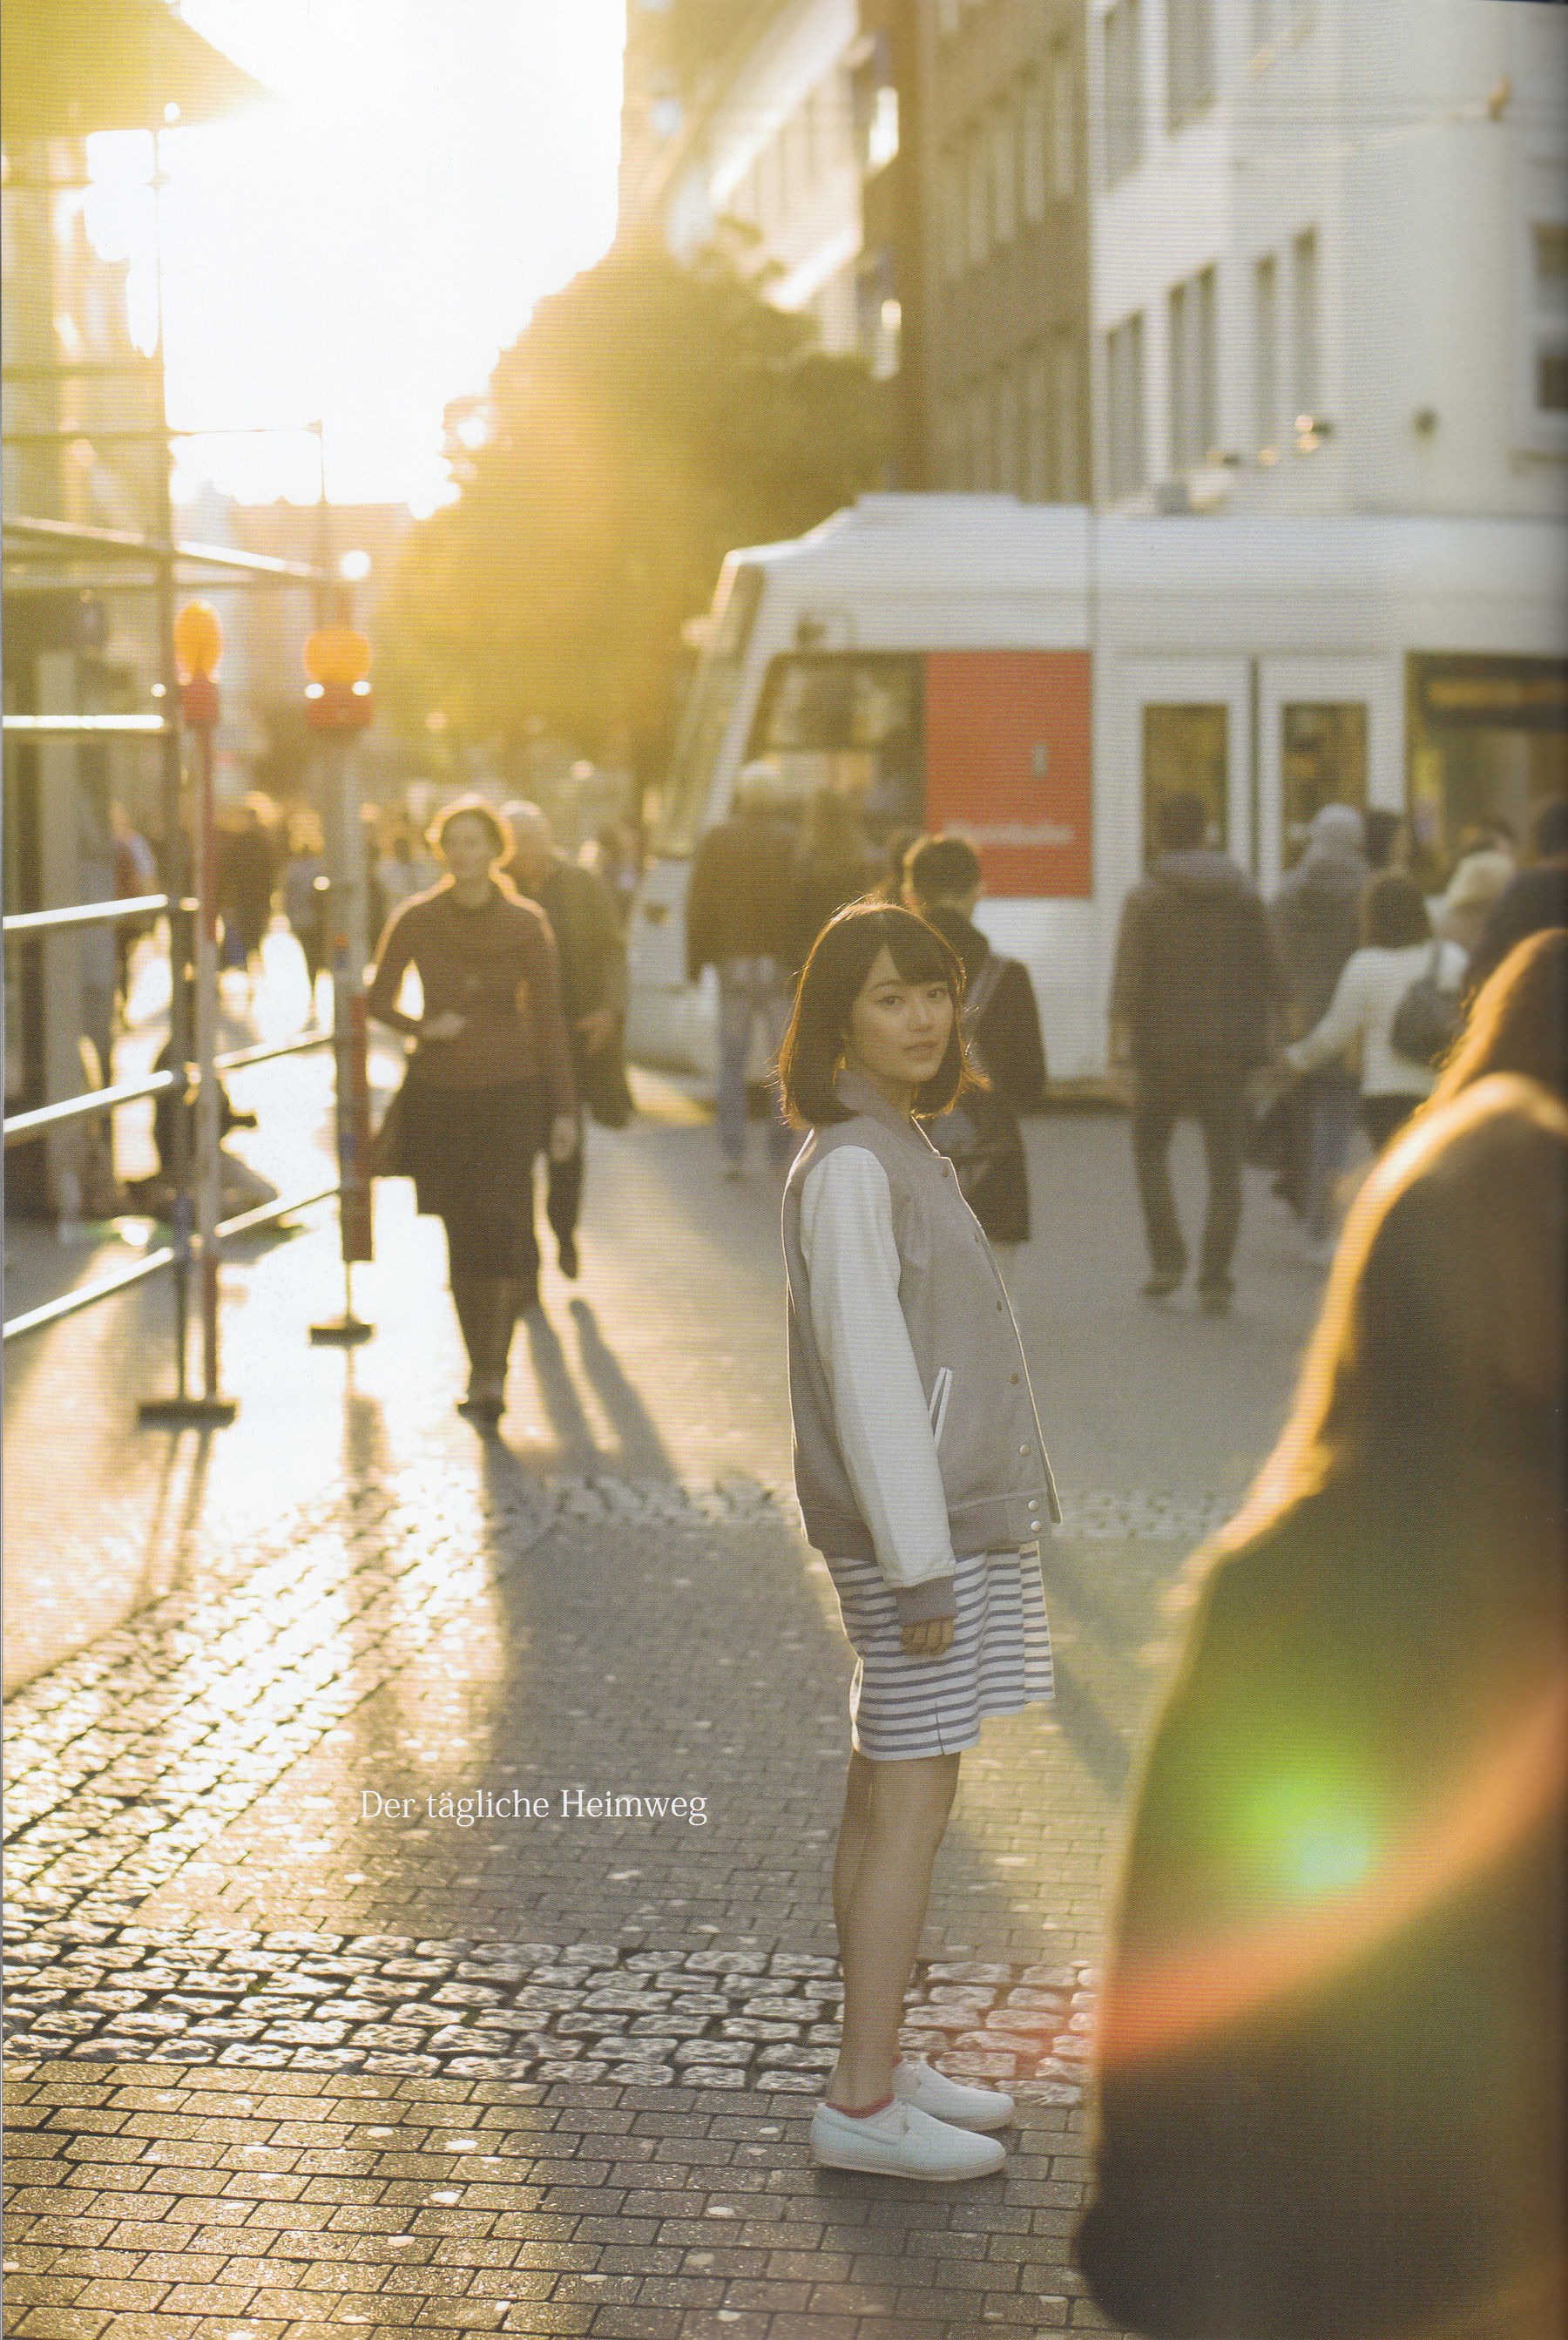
[
  {"left": 1125, "top": 659, "right": 1253, "bottom": 875},
  {"left": 1258, "top": 656, "right": 1400, "bottom": 891}
]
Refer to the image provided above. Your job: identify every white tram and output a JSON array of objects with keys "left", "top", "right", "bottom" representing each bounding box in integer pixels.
[{"left": 627, "top": 495, "right": 1568, "bottom": 1083}]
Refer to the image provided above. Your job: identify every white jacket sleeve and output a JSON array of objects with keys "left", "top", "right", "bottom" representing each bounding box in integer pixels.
[
  {"left": 1288, "top": 950, "right": 1370, "bottom": 1074},
  {"left": 800, "top": 1146, "right": 956, "bottom": 1622}
]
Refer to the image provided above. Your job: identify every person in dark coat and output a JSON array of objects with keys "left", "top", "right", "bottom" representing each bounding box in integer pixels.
[
  {"left": 1463, "top": 795, "right": 1568, "bottom": 999},
  {"left": 1270, "top": 803, "right": 1370, "bottom": 1259},
  {"left": 217, "top": 801, "right": 279, "bottom": 974},
  {"left": 904, "top": 833, "right": 1047, "bottom": 1245},
  {"left": 685, "top": 767, "right": 799, "bottom": 1177},
  {"left": 786, "top": 787, "right": 875, "bottom": 972},
  {"left": 1110, "top": 792, "right": 1290, "bottom": 1310},
  {"left": 1074, "top": 1068, "right": 1567, "bottom": 2340},
  {"left": 501, "top": 801, "right": 630, "bottom": 1279}
]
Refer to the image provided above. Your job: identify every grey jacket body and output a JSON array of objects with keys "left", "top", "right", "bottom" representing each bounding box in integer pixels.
[
  {"left": 781, "top": 1071, "right": 1060, "bottom": 1588},
  {"left": 1271, "top": 842, "right": 1369, "bottom": 1041}
]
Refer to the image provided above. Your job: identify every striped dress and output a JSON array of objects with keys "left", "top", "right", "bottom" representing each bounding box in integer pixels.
[{"left": 799, "top": 1146, "right": 1054, "bottom": 1760}]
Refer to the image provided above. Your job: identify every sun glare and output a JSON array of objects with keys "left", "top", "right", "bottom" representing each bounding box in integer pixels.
[{"left": 84, "top": 0, "right": 625, "bottom": 514}]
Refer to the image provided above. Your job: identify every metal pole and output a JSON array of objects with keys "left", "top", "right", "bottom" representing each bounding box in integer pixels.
[
  {"left": 310, "top": 734, "right": 373, "bottom": 1343},
  {"left": 148, "top": 125, "right": 193, "bottom": 1410},
  {"left": 193, "top": 718, "right": 225, "bottom": 1402}
]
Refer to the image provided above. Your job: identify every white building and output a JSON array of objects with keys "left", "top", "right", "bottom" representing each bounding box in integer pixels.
[
  {"left": 621, "top": 0, "right": 869, "bottom": 358},
  {"left": 1087, "top": 0, "right": 1568, "bottom": 518}
]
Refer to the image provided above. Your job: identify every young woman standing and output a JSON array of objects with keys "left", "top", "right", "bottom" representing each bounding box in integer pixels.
[
  {"left": 368, "top": 798, "right": 578, "bottom": 1417},
  {"left": 778, "top": 901, "right": 1060, "bottom": 2181}
]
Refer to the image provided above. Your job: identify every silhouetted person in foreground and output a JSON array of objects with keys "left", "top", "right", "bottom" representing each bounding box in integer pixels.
[{"left": 1076, "top": 1065, "right": 1567, "bottom": 2340}]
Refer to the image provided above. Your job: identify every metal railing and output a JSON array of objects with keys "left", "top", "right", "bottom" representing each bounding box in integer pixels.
[{"left": 3, "top": 891, "right": 341, "bottom": 1350}]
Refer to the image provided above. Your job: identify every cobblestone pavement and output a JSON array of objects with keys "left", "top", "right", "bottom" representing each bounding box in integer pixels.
[{"left": 4, "top": 1102, "right": 1326, "bottom": 2337}]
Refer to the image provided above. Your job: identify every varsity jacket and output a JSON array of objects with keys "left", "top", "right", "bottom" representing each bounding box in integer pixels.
[{"left": 781, "top": 1070, "right": 1060, "bottom": 1617}]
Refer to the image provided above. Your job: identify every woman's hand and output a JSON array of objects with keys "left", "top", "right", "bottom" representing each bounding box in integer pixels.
[
  {"left": 548, "top": 1112, "right": 579, "bottom": 1164},
  {"left": 421, "top": 1010, "right": 468, "bottom": 1042},
  {"left": 902, "top": 1617, "right": 955, "bottom": 1660}
]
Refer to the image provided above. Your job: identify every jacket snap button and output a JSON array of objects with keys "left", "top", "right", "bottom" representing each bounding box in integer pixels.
[
  {"left": 1019, "top": 1444, "right": 1031, "bottom": 1456},
  {"left": 996, "top": 1300, "right": 1004, "bottom": 1311},
  {"left": 1010, "top": 1373, "right": 1019, "bottom": 1385}
]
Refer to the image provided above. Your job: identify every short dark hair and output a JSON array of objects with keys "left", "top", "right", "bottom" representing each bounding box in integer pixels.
[
  {"left": 905, "top": 834, "right": 982, "bottom": 905},
  {"left": 1362, "top": 870, "right": 1431, "bottom": 949},
  {"left": 778, "top": 902, "right": 973, "bottom": 1128},
  {"left": 1157, "top": 791, "right": 1207, "bottom": 851},
  {"left": 429, "top": 795, "right": 511, "bottom": 865},
  {"left": 1530, "top": 796, "right": 1568, "bottom": 861}
]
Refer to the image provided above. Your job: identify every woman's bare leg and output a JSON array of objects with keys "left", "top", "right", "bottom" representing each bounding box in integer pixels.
[{"left": 827, "top": 1748, "right": 960, "bottom": 2110}]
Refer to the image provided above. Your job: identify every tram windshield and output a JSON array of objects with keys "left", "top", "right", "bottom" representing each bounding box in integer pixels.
[
  {"left": 653, "top": 563, "right": 765, "bottom": 856},
  {"left": 742, "top": 653, "right": 923, "bottom": 838}
]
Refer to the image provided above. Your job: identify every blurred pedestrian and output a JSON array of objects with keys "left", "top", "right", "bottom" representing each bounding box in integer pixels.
[
  {"left": 1270, "top": 803, "right": 1370, "bottom": 1262},
  {"left": 778, "top": 902, "right": 1061, "bottom": 2182},
  {"left": 787, "top": 787, "right": 875, "bottom": 972},
  {"left": 1434, "top": 835, "right": 1515, "bottom": 961},
  {"left": 501, "top": 800, "right": 630, "bottom": 1280},
  {"left": 281, "top": 814, "right": 328, "bottom": 1000},
  {"left": 904, "top": 834, "right": 1047, "bottom": 1246},
  {"left": 1463, "top": 795, "right": 1568, "bottom": 999},
  {"left": 1423, "top": 926, "right": 1568, "bottom": 1115},
  {"left": 1075, "top": 1070, "right": 1567, "bottom": 2340},
  {"left": 141, "top": 980, "right": 277, "bottom": 1221},
  {"left": 583, "top": 820, "right": 642, "bottom": 928},
  {"left": 873, "top": 824, "right": 920, "bottom": 904},
  {"left": 110, "top": 801, "right": 159, "bottom": 1018},
  {"left": 218, "top": 800, "right": 278, "bottom": 977},
  {"left": 366, "top": 797, "right": 577, "bottom": 1419},
  {"left": 685, "top": 765, "right": 797, "bottom": 1178},
  {"left": 1362, "top": 807, "right": 1402, "bottom": 872},
  {"left": 1110, "top": 791, "right": 1290, "bottom": 1311},
  {"left": 1286, "top": 872, "right": 1466, "bottom": 1153}
]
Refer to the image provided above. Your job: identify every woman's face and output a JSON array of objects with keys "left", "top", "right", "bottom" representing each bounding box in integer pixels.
[
  {"left": 441, "top": 814, "right": 497, "bottom": 883},
  {"left": 843, "top": 943, "right": 954, "bottom": 1101}
]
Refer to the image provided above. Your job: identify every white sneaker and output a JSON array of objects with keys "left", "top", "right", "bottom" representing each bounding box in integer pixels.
[
  {"left": 808, "top": 2094, "right": 1007, "bottom": 2181},
  {"left": 893, "top": 2056, "right": 1015, "bottom": 2132}
]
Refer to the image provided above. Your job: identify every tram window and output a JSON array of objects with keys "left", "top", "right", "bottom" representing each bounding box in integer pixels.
[
  {"left": 1143, "top": 703, "right": 1227, "bottom": 863},
  {"left": 745, "top": 653, "right": 923, "bottom": 837},
  {"left": 1281, "top": 701, "right": 1367, "bottom": 867}
]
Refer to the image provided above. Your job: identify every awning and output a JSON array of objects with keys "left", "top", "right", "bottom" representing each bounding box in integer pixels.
[{"left": 2, "top": 0, "right": 273, "bottom": 141}]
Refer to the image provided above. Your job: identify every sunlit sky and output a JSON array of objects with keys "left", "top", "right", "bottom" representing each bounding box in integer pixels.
[{"left": 82, "top": 0, "right": 626, "bottom": 515}]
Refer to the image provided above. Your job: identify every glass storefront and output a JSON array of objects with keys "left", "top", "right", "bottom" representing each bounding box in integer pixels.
[
  {"left": 1408, "top": 653, "right": 1568, "bottom": 876},
  {"left": 1142, "top": 702, "right": 1228, "bottom": 862},
  {"left": 1280, "top": 701, "right": 1367, "bottom": 867}
]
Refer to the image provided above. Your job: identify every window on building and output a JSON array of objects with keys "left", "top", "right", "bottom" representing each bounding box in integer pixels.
[
  {"left": 1292, "top": 227, "right": 1321, "bottom": 425},
  {"left": 939, "top": 145, "right": 964, "bottom": 281},
  {"left": 1106, "top": 312, "right": 1146, "bottom": 497},
  {"left": 968, "top": 379, "right": 991, "bottom": 490},
  {"left": 1051, "top": 49, "right": 1076, "bottom": 200},
  {"left": 1169, "top": 268, "right": 1216, "bottom": 470},
  {"left": 937, "top": 0, "right": 960, "bottom": 35},
  {"left": 1167, "top": 0, "right": 1215, "bottom": 128},
  {"left": 1024, "top": 348, "right": 1049, "bottom": 500},
  {"left": 990, "top": 99, "right": 1017, "bottom": 246},
  {"left": 1531, "top": 220, "right": 1568, "bottom": 415},
  {"left": 939, "top": 396, "right": 965, "bottom": 488},
  {"left": 1103, "top": 0, "right": 1144, "bottom": 187},
  {"left": 1254, "top": 253, "right": 1279, "bottom": 457},
  {"left": 995, "top": 364, "right": 1020, "bottom": 492},
  {"left": 1020, "top": 70, "right": 1047, "bottom": 222},
  {"left": 965, "top": 119, "right": 990, "bottom": 267},
  {"left": 1052, "top": 330, "right": 1082, "bottom": 498}
]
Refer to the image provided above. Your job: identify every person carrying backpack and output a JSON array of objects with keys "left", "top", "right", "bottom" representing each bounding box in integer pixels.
[{"left": 903, "top": 834, "right": 1046, "bottom": 1248}]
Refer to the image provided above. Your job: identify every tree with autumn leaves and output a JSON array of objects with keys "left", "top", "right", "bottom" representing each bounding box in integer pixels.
[{"left": 375, "top": 239, "right": 888, "bottom": 793}]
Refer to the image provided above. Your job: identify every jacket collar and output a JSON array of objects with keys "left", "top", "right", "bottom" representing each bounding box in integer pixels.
[{"left": 832, "top": 1065, "right": 939, "bottom": 1153}]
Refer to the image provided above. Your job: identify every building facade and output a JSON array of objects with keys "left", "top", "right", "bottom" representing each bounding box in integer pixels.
[
  {"left": 913, "top": 0, "right": 1093, "bottom": 501},
  {"left": 1087, "top": 0, "right": 1568, "bottom": 518}
]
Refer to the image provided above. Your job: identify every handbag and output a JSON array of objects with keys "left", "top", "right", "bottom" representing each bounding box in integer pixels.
[
  {"left": 1390, "top": 941, "right": 1463, "bottom": 1070},
  {"left": 368, "top": 1074, "right": 409, "bottom": 1178},
  {"left": 581, "top": 1031, "right": 635, "bottom": 1129}
]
